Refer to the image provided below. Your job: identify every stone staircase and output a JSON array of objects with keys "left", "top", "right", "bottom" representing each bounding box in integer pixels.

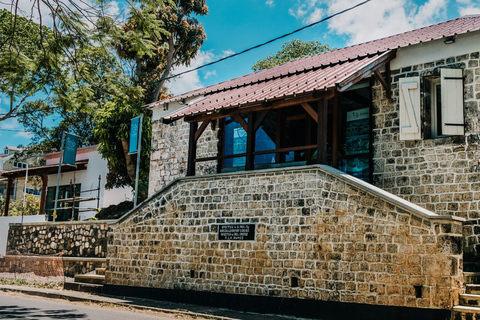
[
  {"left": 453, "top": 262, "right": 480, "bottom": 319},
  {"left": 63, "top": 267, "right": 106, "bottom": 293}
]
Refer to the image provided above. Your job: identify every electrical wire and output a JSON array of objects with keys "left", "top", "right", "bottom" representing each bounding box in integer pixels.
[
  {"left": 164, "top": 0, "right": 372, "bottom": 81},
  {"left": 0, "top": 128, "right": 32, "bottom": 133}
]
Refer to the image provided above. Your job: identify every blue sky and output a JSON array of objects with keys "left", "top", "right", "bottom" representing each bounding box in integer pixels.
[{"left": 1, "top": 0, "right": 480, "bottom": 147}]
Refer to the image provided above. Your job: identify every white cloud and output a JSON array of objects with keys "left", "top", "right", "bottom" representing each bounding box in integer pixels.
[
  {"left": 0, "top": 116, "right": 21, "bottom": 130},
  {"left": 166, "top": 50, "right": 215, "bottom": 96},
  {"left": 305, "top": 7, "right": 325, "bottom": 24},
  {"left": 14, "top": 130, "right": 33, "bottom": 140},
  {"left": 266, "top": 0, "right": 275, "bottom": 7},
  {"left": 222, "top": 49, "right": 235, "bottom": 58},
  {"left": 459, "top": 6, "right": 480, "bottom": 15},
  {"left": 0, "top": 1, "right": 53, "bottom": 27},
  {"left": 203, "top": 70, "right": 217, "bottom": 79},
  {"left": 106, "top": 1, "right": 121, "bottom": 17},
  {"left": 457, "top": 0, "right": 480, "bottom": 16},
  {"left": 288, "top": 0, "right": 322, "bottom": 22},
  {"left": 288, "top": 0, "right": 450, "bottom": 45}
]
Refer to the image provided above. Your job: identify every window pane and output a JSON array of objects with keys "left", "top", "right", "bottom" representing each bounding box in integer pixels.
[
  {"left": 255, "top": 111, "right": 277, "bottom": 165},
  {"left": 223, "top": 117, "right": 247, "bottom": 168}
]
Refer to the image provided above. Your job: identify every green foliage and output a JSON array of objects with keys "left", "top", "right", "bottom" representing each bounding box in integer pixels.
[
  {"left": 0, "top": 194, "right": 40, "bottom": 216},
  {"left": 94, "top": 101, "right": 152, "bottom": 199},
  {"left": 114, "top": 0, "right": 208, "bottom": 102},
  {"left": 0, "top": 9, "right": 63, "bottom": 121},
  {"left": 3, "top": 1, "right": 208, "bottom": 197},
  {"left": 252, "top": 39, "right": 333, "bottom": 71}
]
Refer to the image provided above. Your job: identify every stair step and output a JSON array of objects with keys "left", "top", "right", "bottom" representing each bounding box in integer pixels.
[
  {"left": 466, "top": 284, "right": 480, "bottom": 295},
  {"left": 74, "top": 274, "right": 105, "bottom": 284},
  {"left": 460, "top": 294, "right": 480, "bottom": 307},
  {"left": 95, "top": 268, "right": 106, "bottom": 275},
  {"left": 64, "top": 281, "right": 103, "bottom": 293},
  {"left": 464, "top": 272, "right": 480, "bottom": 285}
]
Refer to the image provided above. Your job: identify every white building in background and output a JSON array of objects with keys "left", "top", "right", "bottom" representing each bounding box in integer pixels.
[{"left": 43, "top": 146, "right": 132, "bottom": 220}]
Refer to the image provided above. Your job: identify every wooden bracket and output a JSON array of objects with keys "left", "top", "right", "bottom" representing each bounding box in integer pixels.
[
  {"left": 301, "top": 102, "right": 319, "bottom": 123},
  {"left": 373, "top": 63, "right": 391, "bottom": 99},
  {"left": 233, "top": 114, "right": 248, "bottom": 132},
  {"left": 254, "top": 110, "right": 269, "bottom": 132},
  {"left": 194, "top": 120, "right": 210, "bottom": 142}
]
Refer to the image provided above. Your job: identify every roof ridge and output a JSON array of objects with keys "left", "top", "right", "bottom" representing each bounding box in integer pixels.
[{"left": 149, "top": 15, "right": 480, "bottom": 108}]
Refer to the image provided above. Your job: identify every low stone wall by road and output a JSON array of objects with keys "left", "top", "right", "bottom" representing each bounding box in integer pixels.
[
  {"left": 7, "top": 220, "right": 113, "bottom": 258},
  {"left": 107, "top": 165, "right": 464, "bottom": 310}
]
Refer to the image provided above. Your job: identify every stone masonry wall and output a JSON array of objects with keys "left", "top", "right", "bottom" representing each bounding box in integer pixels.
[
  {"left": 7, "top": 221, "right": 111, "bottom": 257},
  {"left": 371, "top": 51, "right": 480, "bottom": 259},
  {"left": 107, "top": 166, "right": 463, "bottom": 310},
  {"left": 148, "top": 119, "right": 219, "bottom": 195}
]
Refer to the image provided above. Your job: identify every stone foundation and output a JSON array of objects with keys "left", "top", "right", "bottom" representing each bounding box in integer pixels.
[
  {"left": 107, "top": 165, "right": 464, "bottom": 310},
  {"left": 7, "top": 220, "right": 112, "bottom": 257}
]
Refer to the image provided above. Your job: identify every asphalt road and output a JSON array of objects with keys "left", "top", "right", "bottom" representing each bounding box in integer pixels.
[{"left": 0, "top": 291, "right": 181, "bottom": 320}]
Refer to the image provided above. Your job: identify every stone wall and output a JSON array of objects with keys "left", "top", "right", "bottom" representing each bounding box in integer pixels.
[
  {"left": 7, "top": 221, "right": 112, "bottom": 258},
  {"left": 148, "top": 119, "right": 219, "bottom": 195},
  {"left": 371, "top": 51, "right": 480, "bottom": 259},
  {"left": 107, "top": 165, "right": 463, "bottom": 310},
  {"left": 0, "top": 255, "right": 105, "bottom": 277}
]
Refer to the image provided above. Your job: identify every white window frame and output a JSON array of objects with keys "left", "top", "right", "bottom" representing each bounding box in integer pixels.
[
  {"left": 429, "top": 68, "right": 464, "bottom": 138},
  {"left": 430, "top": 78, "right": 442, "bottom": 138}
]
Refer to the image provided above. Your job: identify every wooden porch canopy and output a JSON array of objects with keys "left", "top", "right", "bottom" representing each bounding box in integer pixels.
[
  {"left": 1, "top": 160, "right": 88, "bottom": 216},
  {"left": 154, "top": 50, "right": 396, "bottom": 176},
  {"left": 155, "top": 50, "right": 396, "bottom": 176}
]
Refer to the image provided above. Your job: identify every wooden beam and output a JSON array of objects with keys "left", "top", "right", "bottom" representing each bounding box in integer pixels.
[
  {"left": 332, "top": 91, "right": 340, "bottom": 168},
  {"left": 245, "top": 112, "right": 255, "bottom": 171},
  {"left": 187, "top": 122, "right": 198, "bottom": 176},
  {"left": 373, "top": 69, "right": 392, "bottom": 99},
  {"left": 233, "top": 114, "right": 248, "bottom": 132},
  {"left": 254, "top": 110, "right": 269, "bottom": 132},
  {"left": 313, "top": 90, "right": 335, "bottom": 100},
  {"left": 39, "top": 174, "right": 48, "bottom": 216},
  {"left": 4, "top": 178, "right": 13, "bottom": 216},
  {"left": 184, "top": 94, "right": 323, "bottom": 123},
  {"left": 195, "top": 145, "right": 317, "bottom": 162},
  {"left": 337, "top": 50, "right": 397, "bottom": 92},
  {"left": 276, "top": 109, "right": 284, "bottom": 164},
  {"left": 317, "top": 99, "right": 328, "bottom": 164},
  {"left": 194, "top": 120, "right": 210, "bottom": 142},
  {"left": 301, "top": 102, "right": 319, "bottom": 123}
]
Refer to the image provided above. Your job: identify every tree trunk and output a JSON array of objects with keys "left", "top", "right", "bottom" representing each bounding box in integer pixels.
[{"left": 121, "top": 138, "right": 136, "bottom": 183}]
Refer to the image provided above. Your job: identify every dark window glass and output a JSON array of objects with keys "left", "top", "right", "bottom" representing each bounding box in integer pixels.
[
  {"left": 46, "top": 184, "right": 81, "bottom": 221},
  {"left": 338, "top": 85, "right": 371, "bottom": 182},
  {"left": 255, "top": 110, "right": 277, "bottom": 165},
  {"left": 223, "top": 117, "right": 247, "bottom": 168}
]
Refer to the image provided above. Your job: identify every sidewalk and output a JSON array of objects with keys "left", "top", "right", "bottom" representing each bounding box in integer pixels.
[{"left": 0, "top": 284, "right": 302, "bottom": 320}]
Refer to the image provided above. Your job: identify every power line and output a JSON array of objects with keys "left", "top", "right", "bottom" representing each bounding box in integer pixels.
[
  {"left": 0, "top": 128, "right": 32, "bottom": 133},
  {"left": 164, "top": 0, "right": 372, "bottom": 81}
]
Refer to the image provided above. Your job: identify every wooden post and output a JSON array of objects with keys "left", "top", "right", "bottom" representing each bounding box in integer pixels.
[
  {"left": 39, "top": 174, "right": 48, "bottom": 216},
  {"left": 332, "top": 91, "right": 340, "bottom": 168},
  {"left": 187, "top": 122, "right": 198, "bottom": 176},
  {"left": 245, "top": 112, "right": 256, "bottom": 171},
  {"left": 276, "top": 110, "right": 284, "bottom": 163},
  {"left": 317, "top": 100, "right": 328, "bottom": 164},
  {"left": 4, "top": 178, "right": 13, "bottom": 216}
]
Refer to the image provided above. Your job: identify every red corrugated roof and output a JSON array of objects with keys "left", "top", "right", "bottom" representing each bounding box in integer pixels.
[{"left": 149, "top": 15, "right": 480, "bottom": 121}]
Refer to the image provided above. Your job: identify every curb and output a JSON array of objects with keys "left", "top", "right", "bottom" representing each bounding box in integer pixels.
[{"left": 0, "top": 285, "right": 235, "bottom": 320}]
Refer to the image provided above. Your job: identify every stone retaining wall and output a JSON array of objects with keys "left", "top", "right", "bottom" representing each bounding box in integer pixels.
[
  {"left": 107, "top": 165, "right": 464, "bottom": 310},
  {"left": 0, "top": 255, "right": 106, "bottom": 277},
  {"left": 7, "top": 220, "right": 112, "bottom": 258}
]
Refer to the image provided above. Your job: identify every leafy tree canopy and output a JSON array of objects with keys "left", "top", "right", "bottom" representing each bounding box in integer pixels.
[
  {"left": 252, "top": 39, "right": 333, "bottom": 71},
  {"left": 3, "top": 1, "right": 208, "bottom": 202}
]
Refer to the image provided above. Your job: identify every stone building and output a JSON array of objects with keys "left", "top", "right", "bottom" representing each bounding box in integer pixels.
[{"left": 104, "top": 16, "right": 480, "bottom": 319}]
